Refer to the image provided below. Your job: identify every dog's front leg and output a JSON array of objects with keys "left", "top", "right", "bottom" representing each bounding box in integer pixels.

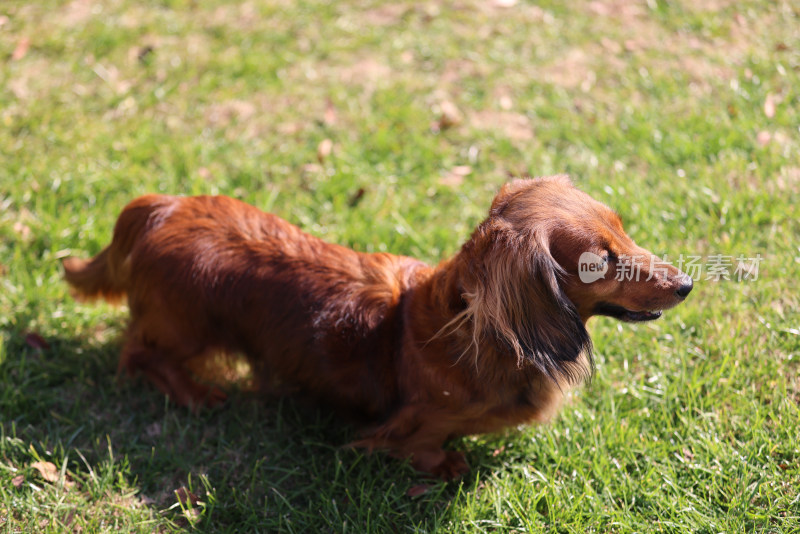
[{"left": 353, "top": 404, "right": 470, "bottom": 480}]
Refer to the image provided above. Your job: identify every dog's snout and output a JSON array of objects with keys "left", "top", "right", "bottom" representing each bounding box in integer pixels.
[{"left": 674, "top": 275, "right": 693, "bottom": 298}]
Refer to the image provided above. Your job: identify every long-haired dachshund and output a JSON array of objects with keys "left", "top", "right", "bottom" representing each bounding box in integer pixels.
[{"left": 63, "top": 176, "right": 692, "bottom": 479}]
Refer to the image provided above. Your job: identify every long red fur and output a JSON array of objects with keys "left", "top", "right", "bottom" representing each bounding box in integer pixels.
[{"left": 63, "top": 176, "right": 691, "bottom": 478}]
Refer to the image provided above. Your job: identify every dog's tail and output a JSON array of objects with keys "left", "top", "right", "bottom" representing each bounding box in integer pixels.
[
  {"left": 63, "top": 195, "right": 169, "bottom": 303},
  {"left": 63, "top": 248, "right": 126, "bottom": 302}
]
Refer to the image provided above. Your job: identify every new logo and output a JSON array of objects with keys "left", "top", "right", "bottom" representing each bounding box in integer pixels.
[{"left": 578, "top": 251, "right": 608, "bottom": 283}]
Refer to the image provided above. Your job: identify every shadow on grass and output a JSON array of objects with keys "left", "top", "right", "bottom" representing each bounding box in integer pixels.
[{"left": 0, "top": 327, "right": 512, "bottom": 531}]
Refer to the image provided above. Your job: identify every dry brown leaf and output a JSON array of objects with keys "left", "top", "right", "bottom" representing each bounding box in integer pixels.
[
  {"left": 25, "top": 332, "right": 50, "bottom": 351},
  {"left": 11, "top": 37, "right": 30, "bottom": 61},
  {"left": 127, "top": 44, "right": 154, "bottom": 64},
  {"left": 437, "top": 101, "right": 463, "bottom": 130},
  {"left": 323, "top": 99, "right": 337, "bottom": 126},
  {"left": 13, "top": 221, "right": 31, "bottom": 240},
  {"left": 31, "top": 461, "right": 59, "bottom": 483},
  {"left": 317, "top": 139, "right": 333, "bottom": 163},
  {"left": 492, "top": 445, "right": 506, "bottom": 457},
  {"left": 764, "top": 93, "right": 776, "bottom": 118},
  {"left": 440, "top": 174, "right": 462, "bottom": 187},
  {"left": 31, "top": 461, "right": 73, "bottom": 487},
  {"left": 174, "top": 487, "right": 200, "bottom": 507},
  {"left": 348, "top": 187, "right": 366, "bottom": 207},
  {"left": 145, "top": 422, "right": 162, "bottom": 438},
  {"left": 624, "top": 39, "right": 643, "bottom": 52},
  {"left": 440, "top": 166, "right": 471, "bottom": 187},
  {"left": 406, "top": 484, "right": 430, "bottom": 497},
  {"left": 12, "top": 475, "right": 24, "bottom": 489},
  {"left": 600, "top": 37, "right": 623, "bottom": 54},
  {"left": 137, "top": 45, "right": 154, "bottom": 63},
  {"left": 301, "top": 163, "right": 322, "bottom": 175},
  {"left": 277, "top": 122, "right": 303, "bottom": 135}
]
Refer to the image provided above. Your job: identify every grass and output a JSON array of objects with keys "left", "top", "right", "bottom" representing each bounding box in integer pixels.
[{"left": 1, "top": 0, "right": 799, "bottom": 531}]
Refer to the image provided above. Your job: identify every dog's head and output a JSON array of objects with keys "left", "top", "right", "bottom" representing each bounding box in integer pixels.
[{"left": 456, "top": 175, "right": 692, "bottom": 383}]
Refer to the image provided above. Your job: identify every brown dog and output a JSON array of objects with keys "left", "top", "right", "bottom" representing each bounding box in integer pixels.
[{"left": 63, "top": 176, "right": 692, "bottom": 479}]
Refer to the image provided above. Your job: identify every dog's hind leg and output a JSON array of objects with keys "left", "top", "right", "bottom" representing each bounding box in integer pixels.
[{"left": 119, "top": 321, "right": 227, "bottom": 409}]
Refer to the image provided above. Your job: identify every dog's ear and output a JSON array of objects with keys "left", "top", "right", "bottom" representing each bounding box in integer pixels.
[
  {"left": 490, "top": 179, "right": 534, "bottom": 217},
  {"left": 462, "top": 227, "right": 593, "bottom": 384},
  {"left": 489, "top": 175, "right": 573, "bottom": 218}
]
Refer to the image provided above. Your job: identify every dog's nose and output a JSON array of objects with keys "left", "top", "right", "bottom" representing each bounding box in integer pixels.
[{"left": 675, "top": 275, "right": 693, "bottom": 298}]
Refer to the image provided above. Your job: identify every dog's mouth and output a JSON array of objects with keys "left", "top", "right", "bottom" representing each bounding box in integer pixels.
[{"left": 594, "top": 303, "right": 663, "bottom": 322}]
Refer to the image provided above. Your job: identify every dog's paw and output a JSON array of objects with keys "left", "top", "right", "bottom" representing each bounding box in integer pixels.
[
  {"left": 205, "top": 386, "right": 228, "bottom": 407},
  {"left": 433, "top": 450, "right": 469, "bottom": 480},
  {"left": 185, "top": 385, "right": 228, "bottom": 412},
  {"left": 412, "top": 449, "right": 469, "bottom": 480}
]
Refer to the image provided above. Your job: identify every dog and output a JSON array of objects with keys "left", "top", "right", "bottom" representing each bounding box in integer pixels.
[{"left": 63, "top": 175, "right": 692, "bottom": 479}]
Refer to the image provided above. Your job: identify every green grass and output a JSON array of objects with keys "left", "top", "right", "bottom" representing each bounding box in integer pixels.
[{"left": 1, "top": 0, "right": 799, "bottom": 531}]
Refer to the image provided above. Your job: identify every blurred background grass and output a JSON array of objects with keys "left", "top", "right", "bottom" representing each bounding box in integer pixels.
[{"left": 0, "top": 0, "right": 798, "bottom": 532}]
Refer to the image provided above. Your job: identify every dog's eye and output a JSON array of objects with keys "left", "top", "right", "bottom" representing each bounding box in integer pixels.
[{"left": 603, "top": 251, "right": 617, "bottom": 263}]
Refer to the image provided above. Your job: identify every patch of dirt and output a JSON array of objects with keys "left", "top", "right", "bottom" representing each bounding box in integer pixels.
[
  {"left": 541, "top": 48, "right": 596, "bottom": 90},
  {"left": 361, "top": 4, "right": 410, "bottom": 26},
  {"left": 438, "top": 59, "right": 489, "bottom": 88},
  {"left": 7, "top": 58, "right": 52, "bottom": 101},
  {"left": 680, "top": 0, "right": 737, "bottom": 12},
  {"left": 775, "top": 167, "right": 800, "bottom": 195},
  {"left": 62, "top": 0, "right": 95, "bottom": 26},
  {"left": 586, "top": 0, "right": 647, "bottom": 19},
  {"left": 202, "top": 93, "right": 312, "bottom": 140},
  {"left": 337, "top": 58, "right": 393, "bottom": 85},
  {"left": 205, "top": 100, "right": 257, "bottom": 127},
  {"left": 677, "top": 55, "right": 736, "bottom": 89},
  {"left": 206, "top": 2, "right": 262, "bottom": 30},
  {"left": 471, "top": 0, "right": 548, "bottom": 20},
  {"left": 470, "top": 110, "right": 533, "bottom": 140}
]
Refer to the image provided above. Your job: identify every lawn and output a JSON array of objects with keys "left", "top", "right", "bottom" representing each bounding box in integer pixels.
[{"left": 1, "top": 0, "right": 798, "bottom": 531}]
